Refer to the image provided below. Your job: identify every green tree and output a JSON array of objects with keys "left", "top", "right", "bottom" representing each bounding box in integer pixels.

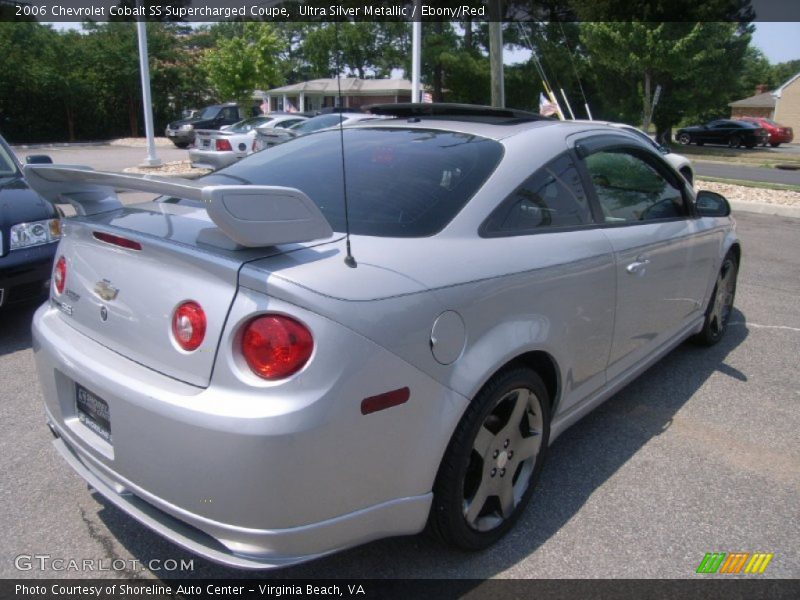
[
  {"left": 580, "top": 22, "right": 751, "bottom": 139},
  {"left": 200, "top": 22, "right": 283, "bottom": 106}
]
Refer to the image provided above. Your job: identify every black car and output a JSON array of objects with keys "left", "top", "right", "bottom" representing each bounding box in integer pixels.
[
  {"left": 676, "top": 119, "right": 769, "bottom": 149},
  {"left": 165, "top": 103, "right": 256, "bottom": 148},
  {"left": 0, "top": 135, "right": 60, "bottom": 309}
]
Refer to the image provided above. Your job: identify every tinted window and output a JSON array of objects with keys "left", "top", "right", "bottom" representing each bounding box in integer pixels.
[
  {"left": 292, "top": 114, "right": 344, "bottom": 134},
  {"left": 203, "top": 128, "right": 504, "bottom": 237},
  {"left": 229, "top": 117, "right": 270, "bottom": 133},
  {"left": 199, "top": 106, "right": 220, "bottom": 119},
  {"left": 485, "top": 154, "right": 591, "bottom": 233},
  {"left": 584, "top": 150, "right": 687, "bottom": 223},
  {"left": 220, "top": 107, "right": 238, "bottom": 120}
]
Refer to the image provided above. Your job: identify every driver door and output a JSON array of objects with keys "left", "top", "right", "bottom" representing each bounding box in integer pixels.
[{"left": 573, "top": 135, "right": 712, "bottom": 381}]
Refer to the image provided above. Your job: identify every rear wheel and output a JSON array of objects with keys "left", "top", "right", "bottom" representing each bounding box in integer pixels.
[
  {"left": 770, "top": 142, "right": 781, "bottom": 148},
  {"left": 429, "top": 367, "right": 550, "bottom": 550},
  {"left": 693, "top": 253, "right": 738, "bottom": 346},
  {"left": 728, "top": 135, "right": 742, "bottom": 148},
  {"left": 677, "top": 132, "right": 691, "bottom": 145},
  {"left": 173, "top": 141, "right": 190, "bottom": 149}
]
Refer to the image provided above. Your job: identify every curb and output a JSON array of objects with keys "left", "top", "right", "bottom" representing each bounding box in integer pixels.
[{"left": 730, "top": 200, "right": 800, "bottom": 219}]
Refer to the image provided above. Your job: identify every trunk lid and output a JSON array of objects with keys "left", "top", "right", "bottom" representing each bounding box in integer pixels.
[{"left": 54, "top": 202, "right": 337, "bottom": 388}]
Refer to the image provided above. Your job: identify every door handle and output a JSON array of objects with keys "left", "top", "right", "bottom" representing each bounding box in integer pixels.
[{"left": 626, "top": 258, "right": 651, "bottom": 275}]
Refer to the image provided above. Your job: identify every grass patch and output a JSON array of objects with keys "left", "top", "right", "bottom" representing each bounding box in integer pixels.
[
  {"left": 667, "top": 143, "right": 800, "bottom": 168},
  {"left": 697, "top": 176, "right": 800, "bottom": 193}
]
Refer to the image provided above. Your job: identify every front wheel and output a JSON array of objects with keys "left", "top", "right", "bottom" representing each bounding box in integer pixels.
[
  {"left": 693, "top": 253, "right": 738, "bottom": 346},
  {"left": 428, "top": 367, "right": 550, "bottom": 550},
  {"left": 677, "top": 132, "right": 692, "bottom": 145}
]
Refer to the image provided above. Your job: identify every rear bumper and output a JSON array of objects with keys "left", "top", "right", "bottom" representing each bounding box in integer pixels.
[
  {"left": 768, "top": 132, "right": 794, "bottom": 144},
  {"left": 32, "top": 293, "right": 465, "bottom": 567},
  {"left": 188, "top": 148, "right": 241, "bottom": 169},
  {"left": 0, "top": 242, "right": 55, "bottom": 307},
  {"left": 49, "top": 429, "right": 431, "bottom": 569},
  {"left": 165, "top": 129, "right": 194, "bottom": 145}
]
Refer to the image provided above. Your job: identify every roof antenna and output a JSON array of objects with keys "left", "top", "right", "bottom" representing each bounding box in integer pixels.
[{"left": 334, "top": 21, "right": 357, "bottom": 268}]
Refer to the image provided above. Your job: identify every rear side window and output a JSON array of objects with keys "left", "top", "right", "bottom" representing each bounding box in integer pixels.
[
  {"left": 584, "top": 150, "right": 687, "bottom": 223},
  {"left": 483, "top": 154, "right": 591, "bottom": 234},
  {"left": 207, "top": 128, "right": 504, "bottom": 237}
]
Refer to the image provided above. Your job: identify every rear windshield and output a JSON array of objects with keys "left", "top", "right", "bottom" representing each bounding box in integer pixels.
[{"left": 202, "top": 128, "right": 504, "bottom": 237}]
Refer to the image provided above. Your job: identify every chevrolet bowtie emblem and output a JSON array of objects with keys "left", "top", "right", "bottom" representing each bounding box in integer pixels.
[{"left": 94, "top": 280, "right": 119, "bottom": 301}]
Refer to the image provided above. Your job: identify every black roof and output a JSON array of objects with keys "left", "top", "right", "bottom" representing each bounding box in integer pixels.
[{"left": 365, "top": 103, "right": 551, "bottom": 125}]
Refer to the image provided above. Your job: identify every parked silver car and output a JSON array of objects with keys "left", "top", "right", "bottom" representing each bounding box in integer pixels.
[
  {"left": 252, "top": 112, "right": 383, "bottom": 151},
  {"left": 189, "top": 115, "right": 308, "bottom": 169},
  {"left": 26, "top": 104, "right": 739, "bottom": 569}
]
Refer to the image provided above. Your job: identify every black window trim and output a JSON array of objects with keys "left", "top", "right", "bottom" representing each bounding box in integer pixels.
[
  {"left": 573, "top": 135, "right": 697, "bottom": 228},
  {"left": 479, "top": 150, "right": 600, "bottom": 238}
]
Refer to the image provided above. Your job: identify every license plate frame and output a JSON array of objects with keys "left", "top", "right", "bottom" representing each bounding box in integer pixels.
[{"left": 76, "top": 384, "right": 112, "bottom": 443}]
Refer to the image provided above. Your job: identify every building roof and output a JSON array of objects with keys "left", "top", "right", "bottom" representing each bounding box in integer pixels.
[
  {"left": 774, "top": 71, "right": 800, "bottom": 99},
  {"left": 262, "top": 78, "right": 414, "bottom": 96},
  {"left": 728, "top": 91, "right": 776, "bottom": 108}
]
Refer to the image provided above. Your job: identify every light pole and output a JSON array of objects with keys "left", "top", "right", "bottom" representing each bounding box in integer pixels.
[
  {"left": 136, "top": 16, "right": 161, "bottom": 167},
  {"left": 411, "top": 0, "right": 422, "bottom": 103}
]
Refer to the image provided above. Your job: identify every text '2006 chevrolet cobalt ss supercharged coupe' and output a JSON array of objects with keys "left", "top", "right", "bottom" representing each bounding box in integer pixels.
[{"left": 26, "top": 104, "right": 739, "bottom": 569}]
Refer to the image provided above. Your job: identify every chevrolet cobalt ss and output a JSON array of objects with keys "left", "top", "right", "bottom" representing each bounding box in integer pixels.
[{"left": 27, "top": 105, "right": 739, "bottom": 568}]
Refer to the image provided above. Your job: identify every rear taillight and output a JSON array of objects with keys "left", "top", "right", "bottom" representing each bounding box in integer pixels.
[
  {"left": 54, "top": 256, "right": 66, "bottom": 295},
  {"left": 171, "top": 301, "right": 206, "bottom": 352},
  {"left": 215, "top": 138, "right": 233, "bottom": 152},
  {"left": 241, "top": 315, "right": 313, "bottom": 380}
]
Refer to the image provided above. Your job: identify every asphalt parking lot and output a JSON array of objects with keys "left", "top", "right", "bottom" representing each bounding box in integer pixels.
[{"left": 0, "top": 175, "right": 798, "bottom": 579}]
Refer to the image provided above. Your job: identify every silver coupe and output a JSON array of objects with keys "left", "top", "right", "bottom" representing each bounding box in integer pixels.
[{"left": 26, "top": 104, "right": 739, "bottom": 568}]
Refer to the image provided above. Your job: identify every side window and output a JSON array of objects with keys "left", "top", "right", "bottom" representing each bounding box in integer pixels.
[
  {"left": 584, "top": 150, "right": 687, "bottom": 223},
  {"left": 485, "top": 154, "right": 591, "bottom": 234}
]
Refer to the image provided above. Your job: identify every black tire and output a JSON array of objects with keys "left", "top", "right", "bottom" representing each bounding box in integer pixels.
[
  {"left": 693, "top": 253, "right": 739, "bottom": 346},
  {"left": 428, "top": 367, "right": 550, "bottom": 550},
  {"left": 728, "top": 135, "right": 741, "bottom": 148},
  {"left": 770, "top": 142, "right": 781, "bottom": 148},
  {"left": 677, "top": 132, "right": 691, "bottom": 145},
  {"left": 173, "top": 141, "right": 190, "bottom": 149},
  {"left": 745, "top": 142, "right": 756, "bottom": 149},
  {"left": 697, "top": 141, "right": 704, "bottom": 146}
]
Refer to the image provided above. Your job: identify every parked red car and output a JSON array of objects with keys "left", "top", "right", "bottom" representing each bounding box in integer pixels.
[{"left": 738, "top": 117, "right": 794, "bottom": 147}]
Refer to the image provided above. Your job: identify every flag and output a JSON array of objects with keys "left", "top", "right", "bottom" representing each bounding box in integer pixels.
[
  {"left": 539, "top": 92, "right": 558, "bottom": 117},
  {"left": 422, "top": 92, "right": 433, "bottom": 103},
  {"left": 260, "top": 99, "right": 270, "bottom": 114}
]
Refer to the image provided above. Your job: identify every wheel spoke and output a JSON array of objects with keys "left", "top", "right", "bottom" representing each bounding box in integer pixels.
[
  {"left": 515, "top": 432, "right": 542, "bottom": 461},
  {"left": 498, "top": 480, "right": 515, "bottom": 518},
  {"left": 507, "top": 389, "right": 530, "bottom": 429},
  {"left": 473, "top": 425, "right": 494, "bottom": 458},
  {"left": 464, "top": 479, "right": 491, "bottom": 524}
]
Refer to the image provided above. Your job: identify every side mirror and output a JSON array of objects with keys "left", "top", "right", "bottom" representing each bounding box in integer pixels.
[
  {"left": 696, "top": 190, "right": 731, "bottom": 217},
  {"left": 26, "top": 154, "right": 53, "bottom": 164}
]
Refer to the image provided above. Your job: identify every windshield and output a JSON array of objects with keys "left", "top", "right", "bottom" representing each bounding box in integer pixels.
[
  {"left": 291, "top": 114, "right": 345, "bottom": 134},
  {"left": 201, "top": 128, "right": 504, "bottom": 237},
  {"left": 229, "top": 117, "right": 271, "bottom": 133},
  {"left": 198, "top": 106, "right": 221, "bottom": 120}
]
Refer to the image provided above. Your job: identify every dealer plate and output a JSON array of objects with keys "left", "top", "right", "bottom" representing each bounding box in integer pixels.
[{"left": 76, "top": 384, "right": 112, "bottom": 443}]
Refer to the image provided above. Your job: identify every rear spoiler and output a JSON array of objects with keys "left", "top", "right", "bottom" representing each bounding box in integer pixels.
[{"left": 23, "top": 165, "right": 333, "bottom": 249}]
